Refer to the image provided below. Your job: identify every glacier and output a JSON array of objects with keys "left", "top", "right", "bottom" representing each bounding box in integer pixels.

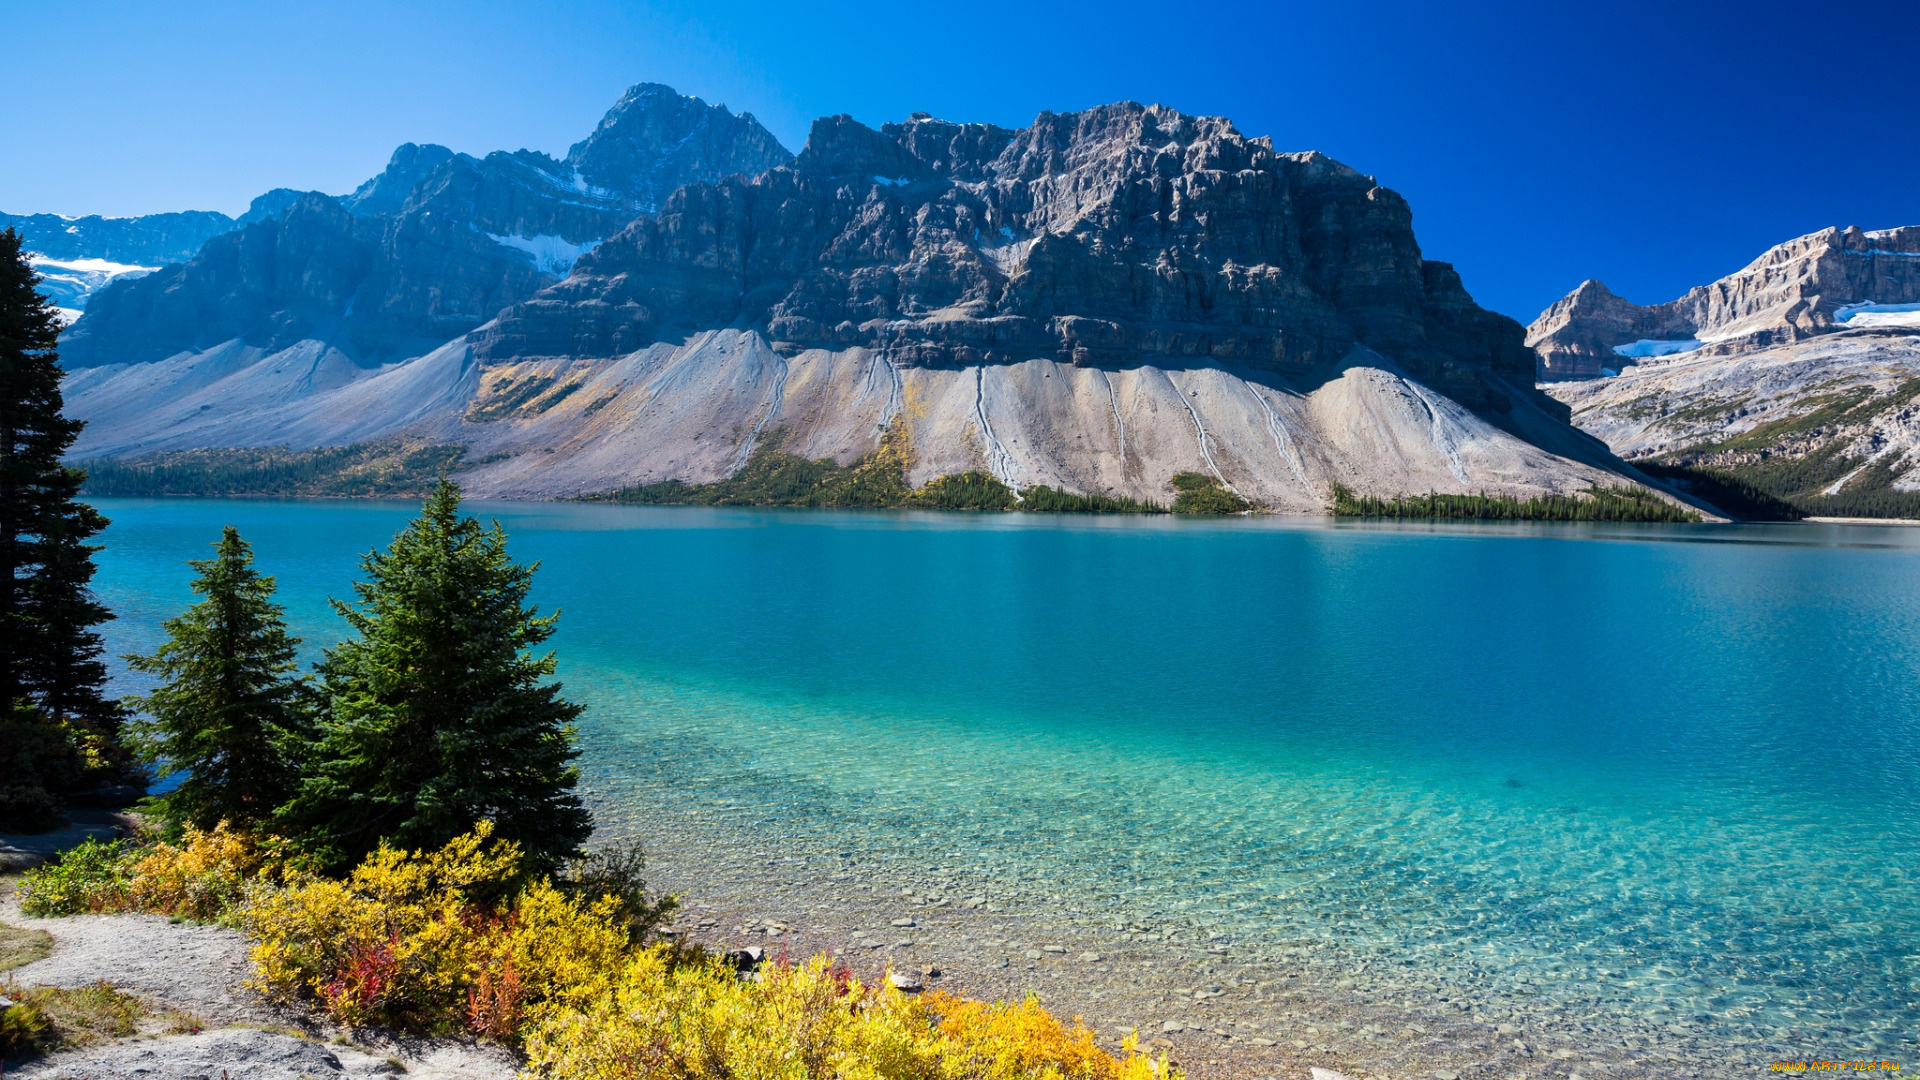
[
  {"left": 1611, "top": 338, "right": 1704, "bottom": 358},
  {"left": 1837, "top": 302, "right": 1920, "bottom": 329},
  {"left": 29, "top": 255, "right": 160, "bottom": 312}
]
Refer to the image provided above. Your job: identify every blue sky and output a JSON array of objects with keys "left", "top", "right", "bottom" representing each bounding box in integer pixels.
[{"left": 3, "top": 0, "right": 1914, "bottom": 321}]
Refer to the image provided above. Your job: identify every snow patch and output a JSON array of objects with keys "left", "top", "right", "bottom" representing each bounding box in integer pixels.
[
  {"left": 980, "top": 237, "right": 1036, "bottom": 277},
  {"left": 872, "top": 176, "right": 909, "bottom": 187},
  {"left": 31, "top": 256, "right": 161, "bottom": 276},
  {"left": 1836, "top": 302, "right": 1920, "bottom": 329},
  {"left": 54, "top": 307, "right": 85, "bottom": 327},
  {"left": 485, "top": 232, "right": 600, "bottom": 276},
  {"left": 1612, "top": 338, "right": 1703, "bottom": 358},
  {"left": 28, "top": 256, "right": 161, "bottom": 312}
]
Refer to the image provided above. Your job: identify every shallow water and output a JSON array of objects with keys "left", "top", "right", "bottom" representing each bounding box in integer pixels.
[{"left": 88, "top": 499, "right": 1920, "bottom": 1065}]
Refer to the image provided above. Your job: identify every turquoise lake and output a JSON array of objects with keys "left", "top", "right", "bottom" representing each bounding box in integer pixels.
[{"left": 85, "top": 498, "right": 1920, "bottom": 1060}]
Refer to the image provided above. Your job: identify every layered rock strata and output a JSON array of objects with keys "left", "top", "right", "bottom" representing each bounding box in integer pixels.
[{"left": 477, "top": 105, "right": 1541, "bottom": 418}]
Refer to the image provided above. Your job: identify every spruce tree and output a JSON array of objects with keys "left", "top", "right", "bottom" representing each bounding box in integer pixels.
[
  {"left": 126, "top": 527, "right": 309, "bottom": 833},
  {"left": 0, "top": 227, "right": 125, "bottom": 819},
  {"left": 282, "top": 478, "right": 590, "bottom": 872}
]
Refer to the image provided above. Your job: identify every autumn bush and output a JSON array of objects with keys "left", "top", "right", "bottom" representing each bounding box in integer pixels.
[
  {"left": 17, "top": 822, "right": 272, "bottom": 921},
  {"left": 520, "top": 953, "right": 1173, "bottom": 1080},
  {"left": 243, "top": 822, "right": 636, "bottom": 1035},
  {"left": 24, "top": 821, "right": 1176, "bottom": 1079}
]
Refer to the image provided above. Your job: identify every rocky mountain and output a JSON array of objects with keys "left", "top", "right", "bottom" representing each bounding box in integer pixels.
[
  {"left": 59, "top": 96, "right": 1664, "bottom": 513},
  {"left": 1530, "top": 226, "right": 1920, "bottom": 380},
  {"left": 8, "top": 190, "right": 316, "bottom": 320},
  {"left": 566, "top": 82, "right": 795, "bottom": 213},
  {"left": 58, "top": 84, "right": 793, "bottom": 371},
  {"left": 6, "top": 208, "right": 237, "bottom": 266},
  {"left": 1539, "top": 227, "right": 1920, "bottom": 517},
  {"left": 478, "top": 106, "right": 1537, "bottom": 412}
]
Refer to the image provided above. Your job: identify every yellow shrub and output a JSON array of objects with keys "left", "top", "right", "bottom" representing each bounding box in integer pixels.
[
  {"left": 244, "top": 823, "right": 525, "bottom": 1029},
  {"left": 239, "top": 826, "right": 1176, "bottom": 1077},
  {"left": 125, "top": 822, "right": 267, "bottom": 921},
  {"left": 522, "top": 955, "right": 1175, "bottom": 1080},
  {"left": 927, "top": 992, "right": 1168, "bottom": 1080},
  {"left": 523, "top": 952, "right": 936, "bottom": 1080},
  {"left": 465, "top": 877, "right": 633, "bottom": 1039}
]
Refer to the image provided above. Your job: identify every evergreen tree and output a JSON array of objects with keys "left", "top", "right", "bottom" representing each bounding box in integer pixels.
[
  {"left": 126, "top": 527, "right": 310, "bottom": 833},
  {"left": 282, "top": 478, "right": 590, "bottom": 873},
  {"left": 0, "top": 227, "right": 126, "bottom": 822}
]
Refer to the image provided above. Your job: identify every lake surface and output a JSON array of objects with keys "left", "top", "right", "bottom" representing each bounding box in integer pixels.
[{"left": 87, "top": 499, "right": 1920, "bottom": 1064}]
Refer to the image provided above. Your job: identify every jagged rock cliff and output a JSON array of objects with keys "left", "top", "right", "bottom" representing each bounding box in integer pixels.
[
  {"left": 1530, "top": 226, "right": 1920, "bottom": 380},
  {"left": 478, "top": 104, "right": 1539, "bottom": 416},
  {"left": 58, "top": 84, "right": 793, "bottom": 369},
  {"left": 60, "top": 95, "right": 1660, "bottom": 511}
]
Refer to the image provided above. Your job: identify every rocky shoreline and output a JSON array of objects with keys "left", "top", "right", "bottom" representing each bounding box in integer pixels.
[
  {"left": 614, "top": 804, "right": 1746, "bottom": 1080},
  {"left": 5, "top": 809, "right": 1751, "bottom": 1080}
]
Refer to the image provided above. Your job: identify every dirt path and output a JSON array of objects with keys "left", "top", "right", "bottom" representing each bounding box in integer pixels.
[{"left": 1, "top": 879, "right": 515, "bottom": 1079}]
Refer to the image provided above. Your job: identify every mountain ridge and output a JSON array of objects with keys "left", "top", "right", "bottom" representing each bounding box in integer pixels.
[
  {"left": 55, "top": 86, "right": 1672, "bottom": 515},
  {"left": 1529, "top": 225, "right": 1920, "bottom": 380},
  {"left": 57, "top": 84, "right": 793, "bottom": 370}
]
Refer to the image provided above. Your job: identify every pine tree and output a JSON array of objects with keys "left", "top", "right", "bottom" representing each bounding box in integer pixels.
[
  {"left": 0, "top": 227, "right": 125, "bottom": 821},
  {"left": 126, "top": 527, "right": 310, "bottom": 833},
  {"left": 281, "top": 478, "right": 590, "bottom": 873}
]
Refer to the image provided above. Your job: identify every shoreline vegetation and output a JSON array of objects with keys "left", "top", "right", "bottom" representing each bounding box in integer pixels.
[
  {"left": 1328, "top": 482, "right": 1702, "bottom": 522},
  {"left": 72, "top": 429, "right": 1920, "bottom": 525},
  {"left": 1633, "top": 458, "right": 1920, "bottom": 521},
  {"left": 8, "top": 824, "right": 1174, "bottom": 1079},
  {"left": 74, "top": 442, "right": 472, "bottom": 499}
]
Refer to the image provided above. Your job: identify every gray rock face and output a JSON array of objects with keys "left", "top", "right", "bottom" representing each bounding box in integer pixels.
[
  {"left": 1546, "top": 332, "right": 1920, "bottom": 486},
  {"left": 339, "top": 142, "right": 459, "bottom": 217},
  {"left": 1530, "top": 226, "right": 1920, "bottom": 379},
  {"left": 477, "top": 103, "right": 1540, "bottom": 416},
  {"left": 1537, "top": 223, "right": 1920, "bottom": 512},
  {"left": 10, "top": 192, "right": 314, "bottom": 318},
  {"left": 58, "top": 83, "right": 793, "bottom": 369}
]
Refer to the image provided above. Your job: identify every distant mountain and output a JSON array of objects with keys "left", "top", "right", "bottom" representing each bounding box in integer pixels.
[
  {"left": 1539, "top": 226, "right": 1920, "bottom": 517},
  {"left": 1529, "top": 226, "right": 1920, "bottom": 380},
  {"left": 5, "top": 189, "right": 315, "bottom": 318},
  {"left": 61, "top": 96, "right": 1658, "bottom": 514},
  {"left": 5, "top": 208, "right": 237, "bottom": 265},
  {"left": 59, "top": 83, "right": 793, "bottom": 369}
]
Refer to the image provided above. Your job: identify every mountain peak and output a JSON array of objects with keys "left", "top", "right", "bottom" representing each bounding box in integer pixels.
[
  {"left": 565, "top": 82, "right": 793, "bottom": 210},
  {"left": 341, "top": 143, "right": 459, "bottom": 217}
]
